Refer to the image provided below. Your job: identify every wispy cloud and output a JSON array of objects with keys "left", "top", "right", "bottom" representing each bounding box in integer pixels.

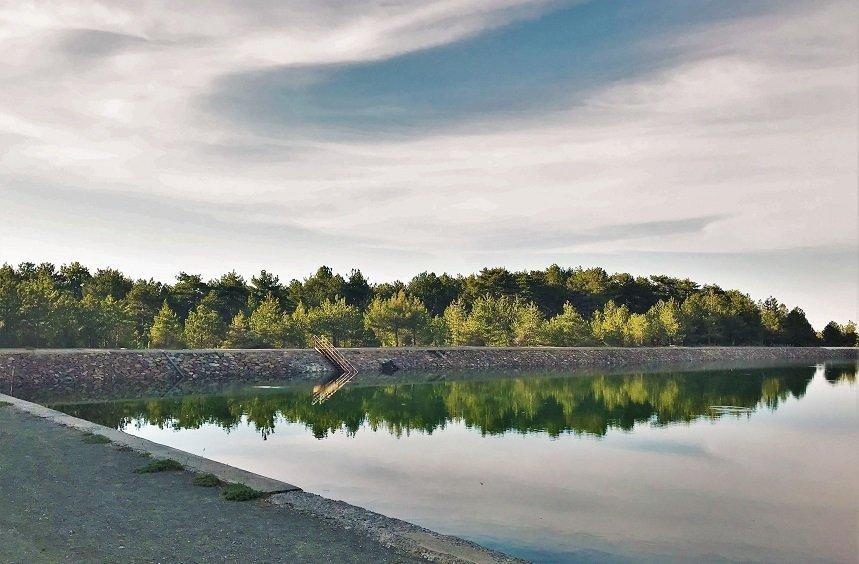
[{"left": 0, "top": 0, "right": 855, "bottom": 325}]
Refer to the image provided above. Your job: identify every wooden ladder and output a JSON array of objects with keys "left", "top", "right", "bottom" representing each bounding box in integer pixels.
[{"left": 312, "top": 336, "right": 358, "bottom": 404}]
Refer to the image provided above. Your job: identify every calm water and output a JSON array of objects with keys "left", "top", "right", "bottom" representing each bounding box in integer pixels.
[{"left": 54, "top": 363, "right": 857, "bottom": 563}]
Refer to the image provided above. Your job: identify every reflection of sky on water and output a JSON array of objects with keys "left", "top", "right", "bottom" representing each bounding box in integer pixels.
[{"left": 71, "top": 367, "right": 859, "bottom": 562}]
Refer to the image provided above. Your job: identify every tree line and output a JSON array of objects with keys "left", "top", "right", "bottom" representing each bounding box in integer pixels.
[{"left": 1, "top": 262, "right": 855, "bottom": 349}]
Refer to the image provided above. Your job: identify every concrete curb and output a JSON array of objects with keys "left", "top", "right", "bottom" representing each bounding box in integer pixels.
[
  {"left": 268, "top": 491, "right": 524, "bottom": 564},
  {"left": 0, "top": 392, "right": 523, "bottom": 563},
  {"left": 0, "top": 392, "right": 300, "bottom": 494}
]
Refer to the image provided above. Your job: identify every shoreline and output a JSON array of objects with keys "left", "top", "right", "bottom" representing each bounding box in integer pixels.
[
  {"left": 0, "top": 392, "right": 520, "bottom": 563},
  {"left": 36, "top": 356, "right": 854, "bottom": 407},
  {"left": 2, "top": 351, "right": 854, "bottom": 562},
  {"left": 1, "top": 346, "right": 855, "bottom": 402}
]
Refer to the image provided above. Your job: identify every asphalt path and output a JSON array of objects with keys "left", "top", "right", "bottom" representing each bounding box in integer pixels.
[{"left": 0, "top": 404, "right": 418, "bottom": 563}]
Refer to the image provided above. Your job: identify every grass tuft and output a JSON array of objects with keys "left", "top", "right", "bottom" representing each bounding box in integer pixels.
[
  {"left": 82, "top": 432, "right": 112, "bottom": 444},
  {"left": 193, "top": 473, "right": 221, "bottom": 487},
  {"left": 134, "top": 458, "right": 184, "bottom": 473},
  {"left": 220, "top": 483, "right": 263, "bottom": 501},
  {"left": 0, "top": 401, "right": 12, "bottom": 408}
]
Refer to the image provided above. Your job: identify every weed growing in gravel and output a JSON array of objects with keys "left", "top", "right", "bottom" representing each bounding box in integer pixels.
[
  {"left": 134, "top": 458, "right": 184, "bottom": 473},
  {"left": 0, "top": 401, "right": 11, "bottom": 407},
  {"left": 82, "top": 432, "right": 112, "bottom": 444},
  {"left": 220, "top": 483, "right": 263, "bottom": 501},
  {"left": 193, "top": 473, "right": 220, "bottom": 487}
]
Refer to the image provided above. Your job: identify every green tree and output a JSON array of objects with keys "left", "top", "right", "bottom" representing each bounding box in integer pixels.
[
  {"left": 443, "top": 300, "right": 482, "bottom": 345},
  {"left": 289, "top": 303, "right": 309, "bottom": 346},
  {"left": 249, "top": 270, "right": 288, "bottom": 311},
  {"left": 541, "top": 303, "right": 592, "bottom": 346},
  {"left": 79, "top": 295, "right": 136, "bottom": 348},
  {"left": 208, "top": 271, "right": 249, "bottom": 323},
  {"left": 53, "top": 292, "right": 86, "bottom": 347},
  {"left": 222, "top": 311, "right": 264, "bottom": 348},
  {"left": 844, "top": 321, "right": 858, "bottom": 346},
  {"left": 646, "top": 299, "right": 683, "bottom": 345},
  {"left": 516, "top": 268, "right": 568, "bottom": 317},
  {"left": 444, "top": 295, "right": 529, "bottom": 347},
  {"left": 407, "top": 272, "right": 462, "bottom": 316},
  {"left": 149, "top": 302, "right": 185, "bottom": 348},
  {"left": 820, "top": 321, "right": 856, "bottom": 346},
  {"left": 306, "top": 297, "right": 363, "bottom": 346},
  {"left": 0, "top": 264, "right": 20, "bottom": 347},
  {"left": 649, "top": 275, "right": 699, "bottom": 304},
  {"left": 371, "top": 281, "right": 406, "bottom": 301},
  {"left": 566, "top": 267, "right": 611, "bottom": 317},
  {"left": 782, "top": 308, "right": 818, "bottom": 346},
  {"left": 183, "top": 302, "right": 225, "bottom": 348},
  {"left": 364, "top": 290, "right": 430, "bottom": 346},
  {"left": 820, "top": 322, "right": 845, "bottom": 346},
  {"left": 469, "top": 295, "right": 519, "bottom": 346},
  {"left": 104, "top": 296, "right": 138, "bottom": 348},
  {"left": 623, "top": 313, "right": 651, "bottom": 346},
  {"left": 591, "top": 301, "right": 630, "bottom": 345},
  {"left": 16, "top": 274, "right": 61, "bottom": 347},
  {"left": 83, "top": 268, "right": 132, "bottom": 301},
  {"left": 681, "top": 289, "right": 741, "bottom": 345},
  {"left": 248, "top": 294, "right": 286, "bottom": 347},
  {"left": 57, "top": 262, "right": 92, "bottom": 299},
  {"left": 290, "top": 267, "right": 345, "bottom": 309},
  {"left": 169, "top": 273, "right": 209, "bottom": 320},
  {"left": 425, "top": 316, "right": 449, "bottom": 346},
  {"left": 343, "top": 269, "right": 372, "bottom": 309},
  {"left": 759, "top": 297, "right": 788, "bottom": 345},
  {"left": 124, "top": 279, "right": 167, "bottom": 346},
  {"left": 607, "top": 273, "right": 658, "bottom": 314},
  {"left": 460, "top": 268, "right": 519, "bottom": 305},
  {"left": 512, "top": 301, "right": 545, "bottom": 346}
]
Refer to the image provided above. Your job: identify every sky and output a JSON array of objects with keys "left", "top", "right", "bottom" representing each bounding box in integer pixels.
[{"left": 0, "top": 0, "right": 856, "bottom": 327}]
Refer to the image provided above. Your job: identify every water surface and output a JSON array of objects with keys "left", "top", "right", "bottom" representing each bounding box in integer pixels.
[{"left": 54, "top": 363, "right": 858, "bottom": 563}]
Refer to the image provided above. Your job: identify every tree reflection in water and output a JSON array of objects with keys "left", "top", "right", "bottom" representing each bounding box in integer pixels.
[{"left": 52, "top": 364, "right": 849, "bottom": 441}]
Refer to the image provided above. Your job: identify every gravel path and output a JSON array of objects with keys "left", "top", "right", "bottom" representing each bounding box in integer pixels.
[{"left": 0, "top": 404, "right": 419, "bottom": 563}]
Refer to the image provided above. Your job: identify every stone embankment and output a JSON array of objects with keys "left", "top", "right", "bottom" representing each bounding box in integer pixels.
[{"left": 0, "top": 347, "right": 854, "bottom": 402}]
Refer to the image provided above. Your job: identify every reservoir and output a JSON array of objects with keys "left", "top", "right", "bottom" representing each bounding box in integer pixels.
[{"left": 53, "top": 362, "right": 857, "bottom": 563}]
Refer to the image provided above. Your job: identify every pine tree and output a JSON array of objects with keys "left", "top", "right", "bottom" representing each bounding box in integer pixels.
[
  {"left": 222, "top": 311, "right": 263, "bottom": 348},
  {"left": 512, "top": 301, "right": 544, "bottom": 346},
  {"left": 149, "top": 302, "right": 184, "bottom": 348},
  {"left": 591, "top": 301, "right": 630, "bottom": 345},
  {"left": 306, "top": 297, "right": 363, "bottom": 346},
  {"left": 542, "top": 303, "right": 592, "bottom": 346},
  {"left": 249, "top": 294, "right": 284, "bottom": 347},
  {"left": 364, "top": 290, "right": 430, "bottom": 346},
  {"left": 646, "top": 299, "right": 683, "bottom": 345},
  {"left": 183, "top": 302, "right": 225, "bottom": 348},
  {"left": 782, "top": 308, "right": 818, "bottom": 346},
  {"left": 623, "top": 313, "right": 651, "bottom": 346},
  {"left": 443, "top": 300, "right": 481, "bottom": 345}
]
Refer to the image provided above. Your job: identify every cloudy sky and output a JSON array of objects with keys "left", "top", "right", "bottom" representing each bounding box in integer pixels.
[{"left": 0, "top": 0, "right": 856, "bottom": 326}]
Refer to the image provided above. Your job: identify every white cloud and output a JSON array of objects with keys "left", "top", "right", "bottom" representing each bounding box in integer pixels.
[{"left": 0, "top": 0, "right": 855, "bottom": 325}]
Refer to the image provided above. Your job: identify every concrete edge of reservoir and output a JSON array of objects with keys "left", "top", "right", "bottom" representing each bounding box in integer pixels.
[
  {"left": 0, "top": 391, "right": 523, "bottom": 564},
  {"left": 0, "top": 391, "right": 300, "bottom": 494}
]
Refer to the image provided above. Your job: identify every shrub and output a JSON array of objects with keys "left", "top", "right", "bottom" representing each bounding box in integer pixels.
[
  {"left": 82, "top": 432, "right": 112, "bottom": 444},
  {"left": 134, "top": 458, "right": 184, "bottom": 473},
  {"left": 193, "top": 473, "right": 220, "bottom": 487},
  {"left": 220, "top": 483, "right": 263, "bottom": 501}
]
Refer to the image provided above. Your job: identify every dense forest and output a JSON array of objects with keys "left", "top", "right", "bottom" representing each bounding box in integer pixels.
[{"left": 0, "top": 262, "right": 855, "bottom": 349}]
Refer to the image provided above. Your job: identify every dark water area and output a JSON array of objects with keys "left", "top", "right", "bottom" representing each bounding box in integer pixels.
[{"left": 53, "top": 363, "right": 857, "bottom": 563}]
